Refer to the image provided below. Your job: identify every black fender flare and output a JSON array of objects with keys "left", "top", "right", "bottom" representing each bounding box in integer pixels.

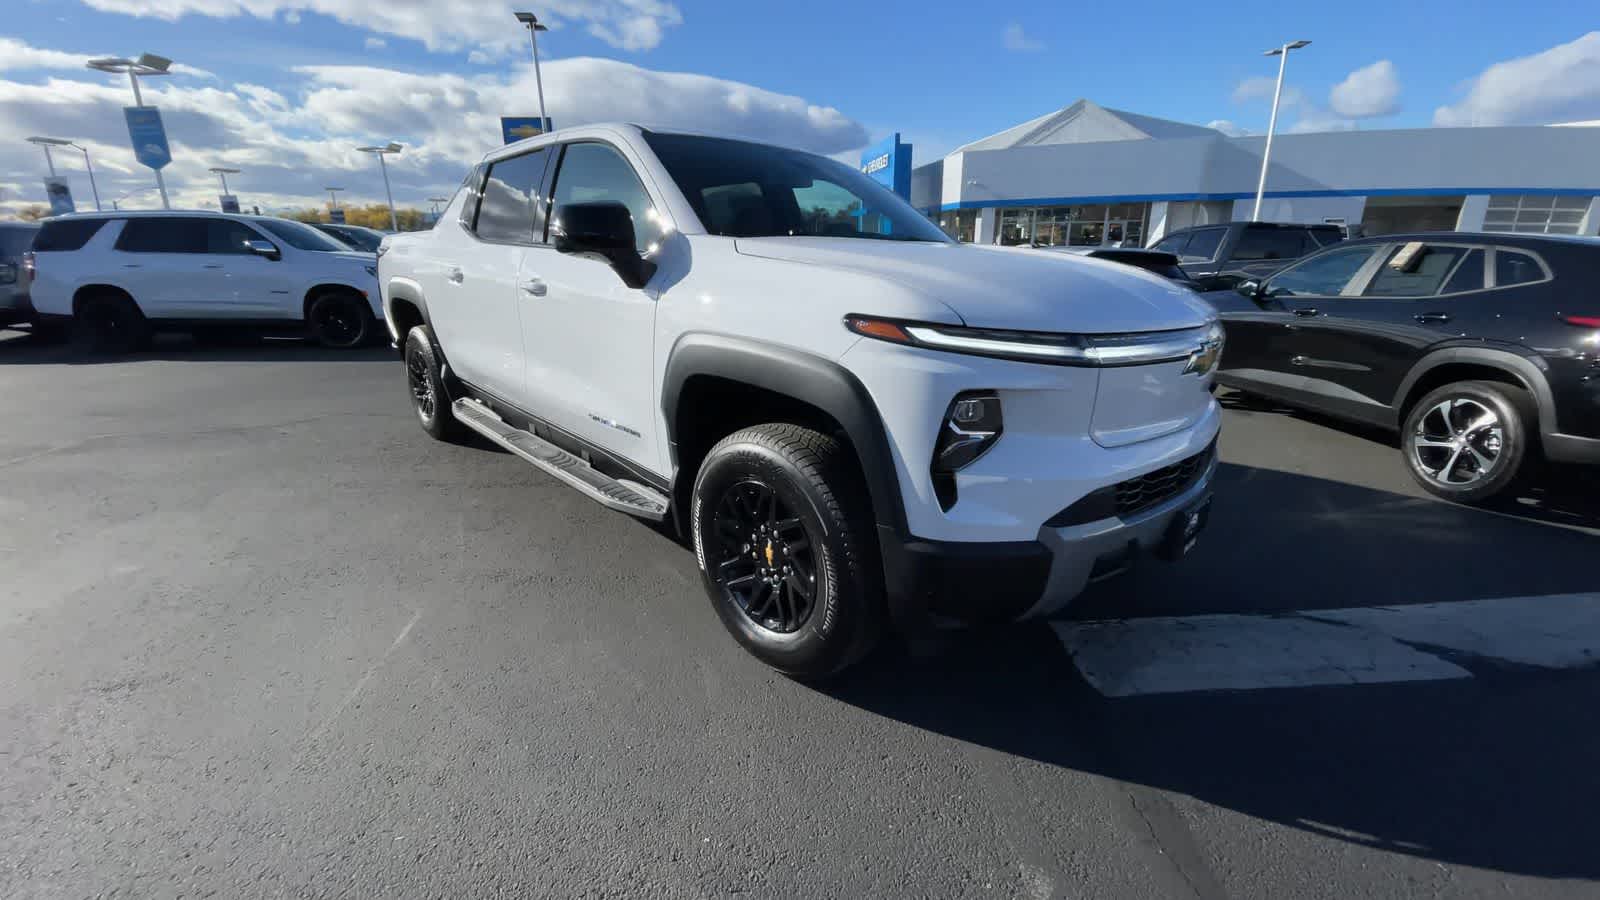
[
  {"left": 661, "top": 332, "right": 908, "bottom": 540},
  {"left": 1392, "top": 345, "right": 1557, "bottom": 435},
  {"left": 383, "top": 275, "right": 433, "bottom": 331}
]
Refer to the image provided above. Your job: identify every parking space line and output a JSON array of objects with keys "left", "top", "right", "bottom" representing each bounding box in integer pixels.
[{"left": 1054, "top": 594, "right": 1600, "bottom": 697}]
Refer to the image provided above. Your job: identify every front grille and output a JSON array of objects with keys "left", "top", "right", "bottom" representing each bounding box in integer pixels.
[{"left": 1113, "top": 441, "right": 1215, "bottom": 518}]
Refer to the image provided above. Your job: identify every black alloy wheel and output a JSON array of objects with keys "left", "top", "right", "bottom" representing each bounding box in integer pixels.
[
  {"left": 76, "top": 294, "right": 150, "bottom": 354},
  {"left": 402, "top": 324, "right": 464, "bottom": 442},
  {"left": 709, "top": 480, "right": 819, "bottom": 634},
  {"left": 308, "top": 293, "right": 372, "bottom": 348}
]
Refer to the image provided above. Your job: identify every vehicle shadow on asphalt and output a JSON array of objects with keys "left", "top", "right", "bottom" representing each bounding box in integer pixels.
[
  {"left": 0, "top": 329, "right": 395, "bottom": 364},
  {"left": 1217, "top": 388, "right": 1600, "bottom": 530},
  {"left": 836, "top": 629, "right": 1600, "bottom": 882},
  {"left": 829, "top": 463, "right": 1600, "bottom": 881}
]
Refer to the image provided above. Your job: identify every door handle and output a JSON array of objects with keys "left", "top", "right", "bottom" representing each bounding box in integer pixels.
[
  {"left": 447, "top": 267, "right": 464, "bottom": 284},
  {"left": 202, "top": 264, "right": 224, "bottom": 269},
  {"left": 1292, "top": 307, "right": 1319, "bottom": 317},
  {"left": 521, "top": 278, "right": 547, "bottom": 297},
  {"left": 1414, "top": 312, "right": 1452, "bottom": 324},
  {"left": 122, "top": 264, "right": 142, "bottom": 269}
]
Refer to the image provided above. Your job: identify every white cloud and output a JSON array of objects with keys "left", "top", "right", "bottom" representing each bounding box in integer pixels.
[
  {"left": 1329, "top": 60, "right": 1399, "bottom": 118},
  {"left": 1002, "top": 23, "right": 1043, "bottom": 53},
  {"left": 1231, "top": 75, "right": 1307, "bottom": 109},
  {"left": 172, "top": 63, "right": 218, "bottom": 80},
  {"left": 466, "top": 50, "right": 492, "bottom": 65},
  {"left": 1434, "top": 32, "right": 1600, "bottom": 127},
  {"left": 1206, "top": 119, "right": 1249, "bottom": 137},
  {"left": 0, "top": 37, "right": 91, "bottom": 70},
  {"left": 364, "top": 36, "right": 387, "bottom": 50},
  {"left": 0, "top": 51, "right": 868, "bottom": 216},
  {"left": 77, "top": 0, "right": 685, "bottom": 52}
]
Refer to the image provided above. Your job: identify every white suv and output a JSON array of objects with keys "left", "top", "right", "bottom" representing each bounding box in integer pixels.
[
  {"left": 28, "top": 211, "right": 383, "bottom": 352},
  {"left": 380, "top": 125, "right": 1223, "bottom": 677}
]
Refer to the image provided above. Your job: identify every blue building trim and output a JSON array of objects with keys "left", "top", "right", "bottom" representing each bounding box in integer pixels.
[{"left": 937, "top": 186, "right": 1600, "bottom": 213}]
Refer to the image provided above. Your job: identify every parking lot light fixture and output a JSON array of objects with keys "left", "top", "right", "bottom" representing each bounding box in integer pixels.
[
  {"left": 25, "top": 136, "right": 68, "bottom": 177},
  {"left": 356, "top": 144, "right": 403, "bottom": 231},
  {"left": 86, "top": 53, "right": 174, "bottom": 209},
  {"left": 1251, "top": 39, "right": 1311, "bottom": 222},
  {"left": 513, "top": 11, "right": 551, "bottom": 134}
]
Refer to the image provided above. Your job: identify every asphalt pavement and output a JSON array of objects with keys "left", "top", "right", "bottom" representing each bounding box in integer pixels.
[{"left": 3, "top": 329, "right": 1598, "bottom": 899}]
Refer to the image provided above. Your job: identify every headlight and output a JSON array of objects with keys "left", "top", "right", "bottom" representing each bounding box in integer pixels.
[
  {"left": 845, "top": 315, "right": 1213, "bottom": 367},
  {"left": 934, "top": 391, "right": 1003, "bottom": 472}
]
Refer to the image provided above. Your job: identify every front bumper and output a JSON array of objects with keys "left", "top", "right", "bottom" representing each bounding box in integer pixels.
[{"left": 881, "top": 445, "right": 1218, "bottom": 629}]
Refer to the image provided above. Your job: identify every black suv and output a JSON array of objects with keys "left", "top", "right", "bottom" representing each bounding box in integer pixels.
[
  {"left": 1151, "top": 221, "right": 1344, "bottom": 288},
  {"left": 1208, "top": 232, "right": 1600, "bottom": 502}
]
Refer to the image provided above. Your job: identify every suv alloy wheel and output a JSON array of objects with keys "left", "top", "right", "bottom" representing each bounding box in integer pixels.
[{"left": 1401, "top": 380, "right": 1533, "bottom": 504}]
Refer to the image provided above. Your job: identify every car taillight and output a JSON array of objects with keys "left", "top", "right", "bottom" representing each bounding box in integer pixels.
[
  {"left": 1559, "top": 314, "right": 1600, "bottom": 328},
  {"left": 22, "top": 250, "right": 35, "bottom": 279}
]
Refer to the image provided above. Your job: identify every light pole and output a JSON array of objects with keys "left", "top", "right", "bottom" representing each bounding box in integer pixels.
[
  {"left": 71, "top": 142, "right": 101, "bottom": 211},
  {"left": 513, "top": 11, "right": 551, "bottom": 132},
  {"left": 28, "top": 136, "right": 102, "bottom": 212},
  {"left": 356, "top": 143, "right": 402, "bottom": 231},
  {"left": 428, "top": 196, "right": 449, "bottom": 217},
  {"left": 325, "top": 187, "right": 344, "bottom": 210},
  {"left": 86, "top": 53, "right": 173, "bottom": 209},
  {"left": 1250, "top": 39, "right": 1310, "bottom": 222},
  {"left": 209, "top": 166, "right": 239, "bottom": 195}
]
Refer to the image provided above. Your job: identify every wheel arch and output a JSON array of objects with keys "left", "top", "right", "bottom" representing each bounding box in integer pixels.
[
  {"left": 71, "top": 283, "right": 140, "bottom": 315},
  {"left": 301, "top": 281, "right": 371, "bottom": 321},
  {"left": 1394, "top": 347, "right": 1554, "bottom": 434},
  {"left": 384, "top": 276, "right": 430, "bottom": 343},
  {"left": 661, "top": 334, "right": 907, "bottom": 546}
]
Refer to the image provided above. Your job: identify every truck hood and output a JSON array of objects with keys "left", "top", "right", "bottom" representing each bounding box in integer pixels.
[{"left": 733, "top": 237, "right": 1211, "bottom": 333}]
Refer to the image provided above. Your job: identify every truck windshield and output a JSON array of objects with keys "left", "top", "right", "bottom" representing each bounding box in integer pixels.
[
  {"left": 642, "top": 132, "right": 950, "bottom": 244},
  {"left": 256, "top": 218, "right": 353, "bottom": 252}
]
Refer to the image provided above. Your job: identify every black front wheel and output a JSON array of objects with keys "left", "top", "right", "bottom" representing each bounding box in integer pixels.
[
  {"left": 403, "top": 324, "right": 465, "bottom": 442},
  {"left": 308, "top": 292, "right": 375, "bottom": 348},
  {"left": 692, "top": 424, "right": 882, "bottom": 679}
]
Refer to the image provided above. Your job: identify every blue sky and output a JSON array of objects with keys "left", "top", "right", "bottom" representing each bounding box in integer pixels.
[{"left": 3, "top": 1, "right": 1598, "bottom": 214}]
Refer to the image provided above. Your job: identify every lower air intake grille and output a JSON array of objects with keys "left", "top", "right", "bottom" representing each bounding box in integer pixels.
[{"left": 1113, "top": 441, "right": 1215, "bottom": 518}]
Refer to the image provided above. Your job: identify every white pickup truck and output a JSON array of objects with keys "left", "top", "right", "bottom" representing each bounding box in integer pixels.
[{"left": 378, "top": 124, "right": 1223, "bottom": 677}]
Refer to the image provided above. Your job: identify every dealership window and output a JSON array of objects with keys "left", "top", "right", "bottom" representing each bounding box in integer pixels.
[
  {"left": 1482, "top": 195, "right": 1590, "bottom": 235},
  {"left": 938, "top": 209, "right": 976, "bottom": 243},
  {"left": 995, "top": 203, "right": 1148, "bottom": 247}
]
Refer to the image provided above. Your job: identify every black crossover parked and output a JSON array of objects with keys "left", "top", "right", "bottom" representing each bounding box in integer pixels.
[{"left": 1207, "top": 232, "right": 1600, "bottom": 503}]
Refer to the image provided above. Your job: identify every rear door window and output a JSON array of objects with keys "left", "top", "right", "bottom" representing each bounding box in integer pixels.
[
  {"left": 1231, "top": 228, "right": 1311, "bottom": 261},
  {"left": 1151, "top": 233, "right": 1190, "bottom": 255},
  {"left": 1362, "top": 243, "right": 1471, "bottom": 297},
  {"left": 1180, "top": 228, "right": 1225, "bottom": 262},
  {"left": 1266, "top": 246, "right": 1383, "bottom": 297},
  {"left": 115, "top": 217, "right": 208, "bottom": 253},
  {"left": 1494, "top": 249, "right": 1546, "bottom": 287},
  {"left": 1439, "top": 249, "right": 1485, "bottom": 294},
  {"left": 34, "top": 218, "right": 109, "bottom": 252}
]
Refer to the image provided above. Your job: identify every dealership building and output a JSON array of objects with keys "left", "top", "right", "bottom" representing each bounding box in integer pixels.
[{"left": 894, "top": 99, "right": 1600, "bottom": 248}]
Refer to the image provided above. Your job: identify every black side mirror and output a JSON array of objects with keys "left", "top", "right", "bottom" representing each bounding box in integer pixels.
[
  {"left": 244, "top": 239, "right": 281, "bottom": 261},
  {"left": 1235, "top": 279, "right": 1264, "bottom": 299},
  {"left": 551, "top": 202, "right": 657, "bottom": 289}
]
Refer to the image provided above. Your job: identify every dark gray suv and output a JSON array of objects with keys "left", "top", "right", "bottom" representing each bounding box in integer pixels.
[
  {"left": 0, "top": 222, "right": 39, "bottom": 330},
  {"left": 1151, "top": 221, "right": 1345, "bottom": 290}
]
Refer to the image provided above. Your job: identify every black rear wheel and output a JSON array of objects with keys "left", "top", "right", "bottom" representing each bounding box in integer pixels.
[
  {"left": 308, "top": 291, "right": 374, "bottom": 348},
  {"left": 75, "top": 293, "right": 151, "bottom": 354},
  {"left": 1402, "top": 380, "right": 1533, "bottom": 504}
]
